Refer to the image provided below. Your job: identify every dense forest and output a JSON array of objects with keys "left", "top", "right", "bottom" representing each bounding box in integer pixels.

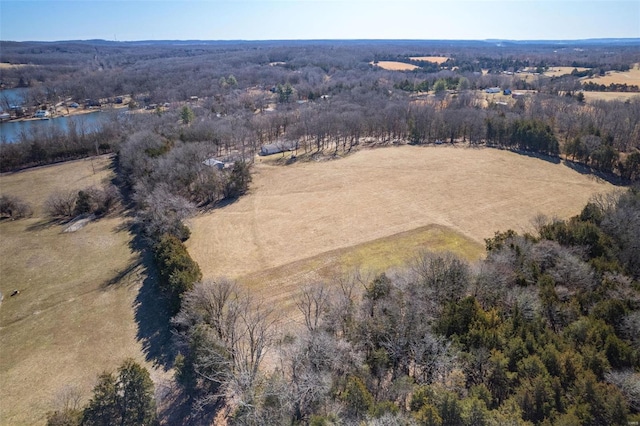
[{"left": 1, "top": 40, "right": 639, "bottom": 425}]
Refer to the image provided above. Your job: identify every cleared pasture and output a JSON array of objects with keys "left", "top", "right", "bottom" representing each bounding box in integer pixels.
[
  {"left": 581, "top": 91, "right": 640, "bottom": 103},
  {"left": 188, "top": 146, "right": 618, "bottom": 286},
  {"left": 582, "top": 65, "right": 640, "bottom": 86},
  {"left": 409, "top": 56, "right": 449, "bottom": 64},
  {"left": 0, "top": 63, "right": 31, "bottom": 69},
  {"left": 238, "top": 224, "right": 484, "bottom": 329},
  {"left": 0, "top": 157, "right": 154, "bottom": 425},
  {"left": 371, "top": 61, "right": 419, "bottom": 71},
  {"left": 543, "top": 67, "right": 589, "bottom": 77}
]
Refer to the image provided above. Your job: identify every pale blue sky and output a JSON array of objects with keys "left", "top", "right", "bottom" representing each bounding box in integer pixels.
[{"left": 1, "top": 0, "right": 638, "bottom": 41}]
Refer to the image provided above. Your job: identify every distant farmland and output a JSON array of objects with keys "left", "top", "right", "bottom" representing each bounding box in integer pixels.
[
  {"left": 188, "top": 146, "right": 617, "bottom": 318},
  {"left": 543, "top": 66, "right": 590, "bottom": 77},
  {"left": 371, "top": 61, "right": 419, "bottom": 71},
  {"left": 582, "top": 64, "right": 640, "bottom": 86},
  {"left": 409, "top": 56, "right": 449, "bottom": 64}
]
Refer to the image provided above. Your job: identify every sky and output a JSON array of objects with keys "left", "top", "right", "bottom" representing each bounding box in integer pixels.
[{"left": 0, "top": 0, "right": 639, "bottom": 42}]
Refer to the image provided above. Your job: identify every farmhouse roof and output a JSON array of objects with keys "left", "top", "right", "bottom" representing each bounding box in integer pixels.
[{"left": 203, "top": 158, "right": 224, "bottom": 169}]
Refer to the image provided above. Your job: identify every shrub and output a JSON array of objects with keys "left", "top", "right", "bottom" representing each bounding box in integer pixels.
[
  {"left": 45, "top": 191, "right": 78, "bottom": 218},
  {"left": 0, "top": 194, "right": 33, "bottom": 219}
]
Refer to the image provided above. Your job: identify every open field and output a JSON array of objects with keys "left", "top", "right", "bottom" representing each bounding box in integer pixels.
[
  {"left": 188, "top": 146, "right": 618, "bottom": 316},
  {"left": 543, "top": 67, "right": 589, "bottom": 77},
  {"left": 582, "top": 91, "right": 640, "bottom": 103},
  {"left": 409, "top": 56, "right": 449, "bottom": 64},
  {"left": 0, "top": 63, "right": 31, "bottom": 69},
  {"left": 582, "top": 64, "right": 640, "bottom": 86},
  {"left": 371, "top": 61, "right": 419, "bottom": 71},
  {"left": 0, "top": 157, "right": 155, "bottom": 425},
  {"left": 238, "top": 224, "right": 484, "bottom": 328}
]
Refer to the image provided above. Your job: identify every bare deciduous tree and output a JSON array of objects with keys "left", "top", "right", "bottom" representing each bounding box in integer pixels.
[
  {"left": 295, "top": 283, "right": 330, "bottom": 333},
  {"left": 45, "top": 190, "right": 77, "bottom": 218}
]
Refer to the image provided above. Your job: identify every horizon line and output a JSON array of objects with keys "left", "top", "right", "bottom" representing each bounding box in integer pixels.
[{"left": 2, "top": 37, "right": 640, "bottom": 44}]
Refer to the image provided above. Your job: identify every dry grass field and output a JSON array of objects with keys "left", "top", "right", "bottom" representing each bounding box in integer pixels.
[
  {"left": 371, "top": 61, "right": 419, "bottom": 71},
  {"left": 0, "top": 157, "right": 155, "bottom": 425},
  {"left": 188, "top": 146, "right": 618, "bottom": 320},
  {"left": 582, "top": 64, "right": 640, "bottom": 86},
  {"left": 409, "top": 56, "right": 449, "bottom": 64},
  {"left": 543, "top": 67, "right": 589, "bottom": 77},
  {"left": 581, "top": 91, "right": 640, "bottom": 103},
  {"left": 0, "top": 63, "right": 30, "bottom": 69}
]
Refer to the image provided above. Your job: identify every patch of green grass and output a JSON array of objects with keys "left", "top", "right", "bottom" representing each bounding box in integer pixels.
[
  {"left": 337, "top": 224, "right": 484, "bottom": 275},
  {"left": 237, "top": 225, "right": 484, "bottom": 326}
]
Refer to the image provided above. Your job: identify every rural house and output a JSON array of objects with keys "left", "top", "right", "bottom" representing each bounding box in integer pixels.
[{"left": 259, "top": 140, "right": 298, "bottom": 156}]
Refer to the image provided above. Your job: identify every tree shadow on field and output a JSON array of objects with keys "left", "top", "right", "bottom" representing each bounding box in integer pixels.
[
  {"left": 200, "top": 195, "right": 241, "bottom": 213},
  {"left": 24, "top": 218, "right": 62, "bottom": 232},
  {"left": 130, "top": 228, "right": 177, "bottom": 370},
  {"left": 563, "top": 160, "right": 627, "bottom": 186},
  {"left": 511, "top": 148, "right": 562, "bottom": 165}
]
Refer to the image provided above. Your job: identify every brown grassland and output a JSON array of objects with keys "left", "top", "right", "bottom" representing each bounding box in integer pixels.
[
  {"left": 543, "top": 66, "right": 590, "bottom": 77},
  {"left": 371, "top": 61, "right": 420, "bottom": 71},
  {"left": 188, "top": 146, "right": 618, "bottom": 323},
  {"left": 0, "top": 63, "right": 31, "bottom": 69},
  {"left": 0, "top": 157, "right": 155, "bottom": 426},
  {"left": 0, "top": 147, "right": 622, "bottom": 423},
  {"left": 409, "top": 56, "right": 450, "bottom": 64},
  {"left": 582, "top": 64, "right": 640, "bottom": 86},
  {"left": 582, "top": 91, "right": 640, "bottom": 103}
]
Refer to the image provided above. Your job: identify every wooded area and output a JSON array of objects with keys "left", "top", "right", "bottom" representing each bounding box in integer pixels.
[{"left": 1, "top": 40, "right": 639, "bottom": 179}]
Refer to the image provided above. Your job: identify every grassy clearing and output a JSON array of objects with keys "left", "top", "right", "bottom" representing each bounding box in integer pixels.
[
  {"left": 582, "top": 65, "right": 640, "bottom": 86},
  {"left": 582, "top": 91, "right": 640, "bottom": 103},
  {"left": 189, "top": 145, "right": 617, "bottom": 284},
  {"left": 0, "top": 156, "right": 113, "bottom": 216},
  {"left": 338, "top": 224, "right": 484, "bottom": 271},
  {"left": 409, "top": 56, "right": 449, "bottom": 64},
  {"left": 237, "top": 224, "right": 483, "bottom": 327},
  {"left": 371, "top": 61, "right": 419, "bottom": 71},
  {"left": 0, "top": 157, "right": 154, "bottom": 426},
  {"left": 0, "top": 63, "right": 31, "bottom": 69},
  {"left": 543, "top": 67, "right": 589, "bottom": 77}
]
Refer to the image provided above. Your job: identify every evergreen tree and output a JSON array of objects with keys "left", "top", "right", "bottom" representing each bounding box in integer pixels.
[
  {"left": 83, "top": 359, "right": 157, "bottom": 426},
  {"left": 180, "top": 106, "right": 195, "bottom": 125}
]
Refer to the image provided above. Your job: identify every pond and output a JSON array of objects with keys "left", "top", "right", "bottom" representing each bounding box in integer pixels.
[{"left": 0, "top": 112, "right": 106, "bottom": 143}]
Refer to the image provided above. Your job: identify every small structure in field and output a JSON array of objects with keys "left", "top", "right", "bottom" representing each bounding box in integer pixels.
[{"left": 259, "top": 140, "right": 298, "bottom": 156}]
